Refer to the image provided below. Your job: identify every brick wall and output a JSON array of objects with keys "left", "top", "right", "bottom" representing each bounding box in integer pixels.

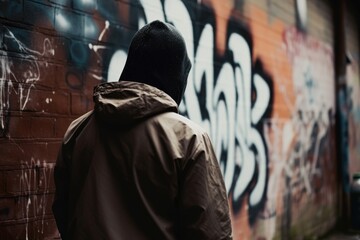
[
  {"left": 0, "top": 0, "right": 358, "bottom": 239},
  {"left": 0, "top": 0, "right": 97, "bottom": 238},
  {"left": 345, "top": 1, "right": 360, "bottom": 185}
]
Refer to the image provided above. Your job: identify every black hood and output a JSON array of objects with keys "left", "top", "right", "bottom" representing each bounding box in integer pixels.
[{"left": 119, "top": 20, "right": 192, "bottom": 105}]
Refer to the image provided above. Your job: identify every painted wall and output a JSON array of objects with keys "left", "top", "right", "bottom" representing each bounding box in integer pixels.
[
  {"left": 0, "top": 0, "right": 358, "bottom": 239},
  {"left": 345, "top": 1, "right": 360, "bottom": 189}
]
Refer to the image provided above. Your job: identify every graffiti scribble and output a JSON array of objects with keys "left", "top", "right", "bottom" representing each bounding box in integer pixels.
[{"left": 0, "top": 26, "right": 54, "bottom": 136}]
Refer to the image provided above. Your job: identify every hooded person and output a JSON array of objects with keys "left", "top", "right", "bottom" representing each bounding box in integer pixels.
[{"left": 52, "top": 20, "right": 232, "bottom": 240}]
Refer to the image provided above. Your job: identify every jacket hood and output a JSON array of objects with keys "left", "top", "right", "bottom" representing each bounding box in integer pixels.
[
  {"left": 119, "top": 20, "right": 192, "bottom": 105},
  {"left": 93, "top": 81, "right": 178, "bottom": 126}
]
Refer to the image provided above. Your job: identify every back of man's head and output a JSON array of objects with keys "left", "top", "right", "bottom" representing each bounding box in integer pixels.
[{"left": 119, "top": 20, "right": 192, "bottom": 105}]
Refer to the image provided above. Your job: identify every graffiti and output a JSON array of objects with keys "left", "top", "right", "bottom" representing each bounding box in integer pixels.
[
  {"left": 263, "top": 28, "right": 335, "bottom": 238},
  {"left": 295, "top": 0, "right": 307, "bottom": 31},
  {"left": 186, "top": 24, "right": 271, "bottom": 214},
  {"left": 0, "top": 0, "right": 274, "bottom": 226},
  {"left": 247, "top": 27, "right": 336, "bottom": 239},
  {"left": 0, "top": 0, "right": 344, "bottom": 239},
  {"left": 114, "top": 0, "right": 272, "bottom": 219},
  {"left": 69, "top": 0, "right": 273, "bottom": 219},
  {"left": 338, "top": 87, "right": 350, "bottom": 192},
  {"left": 19, "top": 159, "right": 54, "bottom": 240},
  {"left": 347, "top": 63, "right": 360, "bottom": 178},
  {"left": 0, "top": 26, "right": 54, "bottom": 136}
]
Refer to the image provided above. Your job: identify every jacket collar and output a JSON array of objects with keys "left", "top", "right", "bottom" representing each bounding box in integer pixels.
[{"left": 93, "top": 81, "right": 178, "bottom": 126}]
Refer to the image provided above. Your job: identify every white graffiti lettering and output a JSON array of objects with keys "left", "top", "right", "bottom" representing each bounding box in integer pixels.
[{"left": 106, "top": 0, "right": 272, "bottom": 209}]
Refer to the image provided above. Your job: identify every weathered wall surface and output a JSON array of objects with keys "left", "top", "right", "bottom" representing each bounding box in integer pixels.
[
  {"left": 345, "top": 1, "right": 360, "bottom": 189},
  {"left": 0, "top": 0, "right": 358, "bottom": 239}
]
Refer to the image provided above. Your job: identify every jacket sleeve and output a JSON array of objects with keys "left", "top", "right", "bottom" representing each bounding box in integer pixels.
[
  {"left": 52, "top": 144, "right": 69, "bottom": 239},
  {"left": 52, "top": 111, "right": 93, "bottom": 239},
  {"left": 177, "top": 133, "right": 233, "bottom": 240}
]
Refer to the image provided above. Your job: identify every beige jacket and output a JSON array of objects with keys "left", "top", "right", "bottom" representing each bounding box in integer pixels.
[{"left": 53, "top": 81, "right": 232, "bottom": 240}]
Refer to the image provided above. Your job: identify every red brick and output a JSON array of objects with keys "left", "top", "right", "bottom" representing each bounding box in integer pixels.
[
  {"left": 0, "top": 141, "right": 50, "bottom": 168},
  {"left": 86, "top": 46, "right": 116, "bottom": 69},
  {"left": 0, "top": 141, "right": 25, "bottom": 166},
  {"left": 0, "top": 0, "right": 23, "bottom": 21},
  {"left": 0, "top": 221, "right": 29, "bottom": 239},
  {"left": 1, "top": 195, "right": 39, "bottom": 221},
  {"left": 5, "top": 169, "right": 37, "bottom": 194},
  {"left": 55, "top": 117, "right": 73, "bottom": 138},
  {"left": 31, "top": 117, "right": 55, "bottom": 138},
  {"left": 85, "top": 69, "right": 103, "bottom": 88},
  {"left": 54, "top": 64, "right": 68, "bottom": 89},
  {"left": 0, "top": 172, "right": 5, "bottom": 196},
  {"left": 17, "top": 142, "right": 48, "bottom": 166},
  {"left": 55, "top": 8, "right": 84, "bottom": 37},
  {"left": 86, "top": 100, "right": 95, "bottom": 112},
  {"left": 7, "top": 83, "right": 30, "bottom": 113},
  {"left": 71, "top": 93, "right": 88, "bottom": 115},
  {"left": 84, "top": 71, "right": 101, "bottom": 98},
  {"left": 0, "top": 197, "right": 16, "bottom": 221},
  {"left": 0, "top": 224, "right": 21, "bottom": 239},
  {"left": 65, "top": 67, "right": 84, "bottom": 90},
  {"left": 73, "top": 0, "right": 97, "bottom": 13},
  {"left": 7, "top": 116, "right": 31, "bottom": 139},
  {"left": 50, "top": 0, "right": 71, "bottom": 7},
  {"left": 45, "top": 141, "right": 62, "bottom": 163},
  {"left": 38, "top": 167, "right": 55, "bottom": 192},
  {"left": 13, "top": 146, "right": 58, "bottom": 171},
  {"left": 23, "top": 1, "right": 55, "bottom": 30},
  {"left": 8, "top": 83, "right": 34, "bottom": 112},
  {"left": 6, "top": 216, "right": 61, "bottom": 240},
  {"left": 84, "top": 15, "right": 105, "bottom": 40},
  {"left": 50, "top": 90, "right": 70, "bottom": 115},
  {"left": 47, "top": 193, "right": 55, "bottom": 210},
  {"left": 19, "top": 196, "right": 36, "bottom": 220},
  {"left": 0, "top": 194, "right": 57, "bottom": 224},
  {"left": 29, "top": 193, "right": 48, "bottom": 217},
  {"left": 0, "top": 195, "right": 55, "bottom": 224},
  {"left": 20, "top": 89, "right": 70, "bottom": 115},
  {"left": 32, "top": 217, "right": 60, "bottom": 239},
  {"left": 52, "top": 37, "right": 70, "bottom": 62},
  {"left": 36, "top": 63, "right": 56, "bottom": 89},
  {"left": 4, "top": 170, "right": 22, "bottom": 194},
  {"left": 4, "top": 28, "right": 55, "bottom": 59}
]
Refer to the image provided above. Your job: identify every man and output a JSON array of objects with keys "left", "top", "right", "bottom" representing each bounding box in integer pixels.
[{"left": 53, "top": 20, "right": 232, "bottom": 240}]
